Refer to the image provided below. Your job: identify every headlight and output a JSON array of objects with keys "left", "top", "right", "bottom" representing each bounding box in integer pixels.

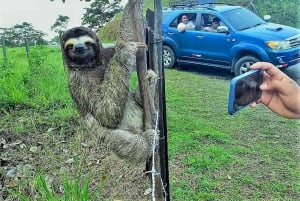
[{"left": 265, "top": 40, "right": 291, "bottom": 50}]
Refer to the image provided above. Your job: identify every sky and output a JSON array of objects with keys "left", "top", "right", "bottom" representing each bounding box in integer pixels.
[{"left": 0, "top": 0, "right": 92, "bottom": 40}]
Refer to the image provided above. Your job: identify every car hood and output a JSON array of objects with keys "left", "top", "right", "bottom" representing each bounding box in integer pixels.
[{"left": 240, "top": 23, "right": 300, "bottom": 40}]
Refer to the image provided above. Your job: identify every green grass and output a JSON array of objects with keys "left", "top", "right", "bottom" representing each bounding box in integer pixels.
[
  {"left": 165, "top": 69, "right": 299, "bottom": 200},
  {"left": 0, "top": 46, "right": 71, "bottom": 109},
  {"left": 14, "top": 156, "right": 105, "bottom": 201},
  {"left": 0, "top": 47, "right": 299, "bottom": 200}
]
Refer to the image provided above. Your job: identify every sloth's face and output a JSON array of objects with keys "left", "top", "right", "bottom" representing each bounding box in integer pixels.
[{"left": 63, "top": 35, "right": 97, "bottom": 66}]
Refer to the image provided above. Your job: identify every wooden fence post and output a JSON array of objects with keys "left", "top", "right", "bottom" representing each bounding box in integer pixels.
[
  {"left": 25, "top": 38, "right": 30, "bottom": 57},
  {"left": 147, "top": 0, "right": 170, "bottom": 199},
  {"left": 2, "top": 36, "right": 7, "bottom": 60}
]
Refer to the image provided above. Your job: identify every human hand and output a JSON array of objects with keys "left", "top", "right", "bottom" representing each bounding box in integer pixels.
[{"left": 250, "top": 62, "right": 300, "bottom": 119}]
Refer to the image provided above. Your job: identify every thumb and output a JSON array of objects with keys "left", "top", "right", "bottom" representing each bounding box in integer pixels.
[{"left": 261, "top": 79, "right": 285, "bottom": 93}]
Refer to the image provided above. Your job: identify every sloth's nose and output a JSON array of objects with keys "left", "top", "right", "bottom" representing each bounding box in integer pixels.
[{"left": 75, "top": 44, "right": 85, "bottom": 53}]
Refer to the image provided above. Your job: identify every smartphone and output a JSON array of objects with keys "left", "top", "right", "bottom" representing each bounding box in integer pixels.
[{"left": 228, "top": 69, "right": 264, "bottom": 115}]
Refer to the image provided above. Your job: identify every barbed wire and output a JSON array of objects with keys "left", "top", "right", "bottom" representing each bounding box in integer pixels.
[
  {"left": 137, "top": 1, "right": 167, "bottom": 200},
  {"left": 136, "top": 0, "right": 168, "bottom": 200},
  {"left": 144, "top": 109, "right": 167, "bottom": 201}
]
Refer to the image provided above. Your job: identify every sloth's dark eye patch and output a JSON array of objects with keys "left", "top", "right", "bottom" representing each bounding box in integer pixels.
[
  {"left": 66, "top": 44, "right": 74, "bottom": 50},
  {"left": 85, "top": 41, "right": 93, "bottom": 46}
]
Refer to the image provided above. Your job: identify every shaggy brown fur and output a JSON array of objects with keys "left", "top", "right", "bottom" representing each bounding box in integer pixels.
[{"left": 60, "top": 0, "right": 155, "bottom": 163}]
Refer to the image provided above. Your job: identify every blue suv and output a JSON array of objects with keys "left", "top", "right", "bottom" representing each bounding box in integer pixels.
[{"left": 162, "top": 2, "right": 300, "bottom": 76}]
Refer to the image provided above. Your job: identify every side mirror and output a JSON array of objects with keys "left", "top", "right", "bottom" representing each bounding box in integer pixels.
[
  {"left": 264, "top": 15, "right": 271, "bottom": 22},
  {"left": 217, "top": 25, "right": 229, "bottom": 33}
]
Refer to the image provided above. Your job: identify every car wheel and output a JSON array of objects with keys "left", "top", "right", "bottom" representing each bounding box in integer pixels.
[
  {"left": 163, "top": 45, "right": 175, "bottom": 68},
  {"left": 234, "top": 56, "right": 260, "bottom": 76}
]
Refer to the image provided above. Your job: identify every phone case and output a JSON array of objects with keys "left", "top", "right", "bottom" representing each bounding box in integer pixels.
[{"left": 228, "top": 70, "right": 264, "bottom": 115}]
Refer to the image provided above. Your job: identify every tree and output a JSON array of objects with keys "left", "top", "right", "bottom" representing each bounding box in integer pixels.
[
  {"left": 50, "top": 0, "right": 123, "bottom": 32},
  {"left": 49, "top": 36, "right": 60, "bottom": 44},
  {"left": 81, "top": 0, "right": 122, "bottom": 31},
  {"left": 15, "top": 22, "right": 46, "bottom": 45},
  {"left": 1, "top": 23, "right": 46, "bottom": 47},
  {"left": 51, "top": 15, "right": 70, "bottom": 38}
]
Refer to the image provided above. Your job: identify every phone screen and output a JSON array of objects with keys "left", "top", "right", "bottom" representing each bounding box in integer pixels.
[{"left": 228, "top": 70, "right": 264, "bottom": 115}]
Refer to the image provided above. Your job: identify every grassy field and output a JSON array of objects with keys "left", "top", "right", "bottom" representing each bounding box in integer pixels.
[
  {"left": 165, "top": 69, "right": 299, "bottom": 200},
  {"left": 0, "top": 46, "right": 299, "bottom": 200}
]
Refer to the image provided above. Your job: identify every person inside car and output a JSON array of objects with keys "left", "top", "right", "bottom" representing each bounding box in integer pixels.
[
  {"left": 177, "top": 14, "right": 195, "bottom": 32},
  {"left": 250, "top": 62, "right": 300, "bottom": 119},
  {"left": 203, "top": 17, "right": 220, "bottom": 32}
]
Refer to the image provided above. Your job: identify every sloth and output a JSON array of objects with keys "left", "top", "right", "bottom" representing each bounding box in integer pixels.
[{"left": 61, "top": 25, "right": 156, "bottom": 163}]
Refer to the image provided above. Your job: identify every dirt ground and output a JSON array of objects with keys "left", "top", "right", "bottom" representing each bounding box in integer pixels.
[{"left": 0, "top": 109, "right": 152, "bottom": 201}]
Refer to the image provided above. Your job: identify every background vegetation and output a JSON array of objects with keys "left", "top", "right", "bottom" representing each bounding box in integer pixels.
[
  {"left": 0, "top": 0, "right": 298, "bottom": 45},
  {"left": 98, "top": 0, "right": 300, "bottom": 42},
  {"left": 220, "top": 0, "right": 300, "bottom": 28}
]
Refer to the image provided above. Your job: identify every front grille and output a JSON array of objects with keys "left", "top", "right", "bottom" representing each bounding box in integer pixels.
[
  {"left": 288, "top": 34, "right": 300, "bottom": 48},
  {"left": 291, "top": 52, "right": 300, "bottom": 61}
]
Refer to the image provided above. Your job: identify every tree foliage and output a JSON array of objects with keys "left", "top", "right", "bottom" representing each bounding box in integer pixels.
[
  {"left": 50, "top": 0, "right": 299, "bottom": 29},
  {"left": 51, "top": 15, "right": 70, "bottom": 37},
  {"left": 50, "top": 0, "right": 122, "bottom": 31},
  {"left": 0, "top": 23, "right": 46, "bottom": 47},
  {"left": 81, "top": 0, "right": 122, "bottom": 31}
]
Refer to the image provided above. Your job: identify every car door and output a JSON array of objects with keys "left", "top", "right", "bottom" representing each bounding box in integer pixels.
[
  {"left": 165, "top": 12, "right": 199, "bottom": 59},
  {"left": 184, "top": 13, "right": 233, "bottom": 67}
]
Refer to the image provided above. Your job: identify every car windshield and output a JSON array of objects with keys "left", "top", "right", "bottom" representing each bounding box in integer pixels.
[{"left": 222, "top": 7, "right": 266, "bottom": 31}]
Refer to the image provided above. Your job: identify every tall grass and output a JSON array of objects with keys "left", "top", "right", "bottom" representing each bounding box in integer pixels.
[
  {"left": 14, "top": 156, "right": 104, "bottom": 201},
  {"left": 0, "top": 46, "right": 71, "bottom": 110},
  {"left": 0, "top": 49, "right": 29, "bottom": 107}
]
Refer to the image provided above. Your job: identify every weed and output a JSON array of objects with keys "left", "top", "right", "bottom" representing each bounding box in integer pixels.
[{"left": 13, "top": 158, "right": 104, "bottom": 201}]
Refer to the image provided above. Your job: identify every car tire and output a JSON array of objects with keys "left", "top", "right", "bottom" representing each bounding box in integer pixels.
[
  {"left": 163, "top": 45, "right": 175, "bottom": 68},
  {"left": 234, "top": 56, "right": 260, "bottom": 76}
]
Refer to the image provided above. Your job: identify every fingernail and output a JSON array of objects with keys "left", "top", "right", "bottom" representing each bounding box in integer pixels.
[{"left": 260, "top": 83, "right": 267, "bottom": 89}]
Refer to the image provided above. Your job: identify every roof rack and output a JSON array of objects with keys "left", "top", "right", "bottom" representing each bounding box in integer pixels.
[
  {"left": 169, "top": 0, "right": 200, "bottom": 8},
  {"left": 168, "top": 0, "right": 233, "bottom": 9}
]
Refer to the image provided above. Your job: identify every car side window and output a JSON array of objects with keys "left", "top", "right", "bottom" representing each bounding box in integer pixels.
[
  {"left": 201, "top": 14, "right": 224, "bottom": 33},
  {"left": 169, "top": 13, "right": 197, "bottom": 30},
  {"left": 169, "top": 18, "right": 178, "bottom": 28}
]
